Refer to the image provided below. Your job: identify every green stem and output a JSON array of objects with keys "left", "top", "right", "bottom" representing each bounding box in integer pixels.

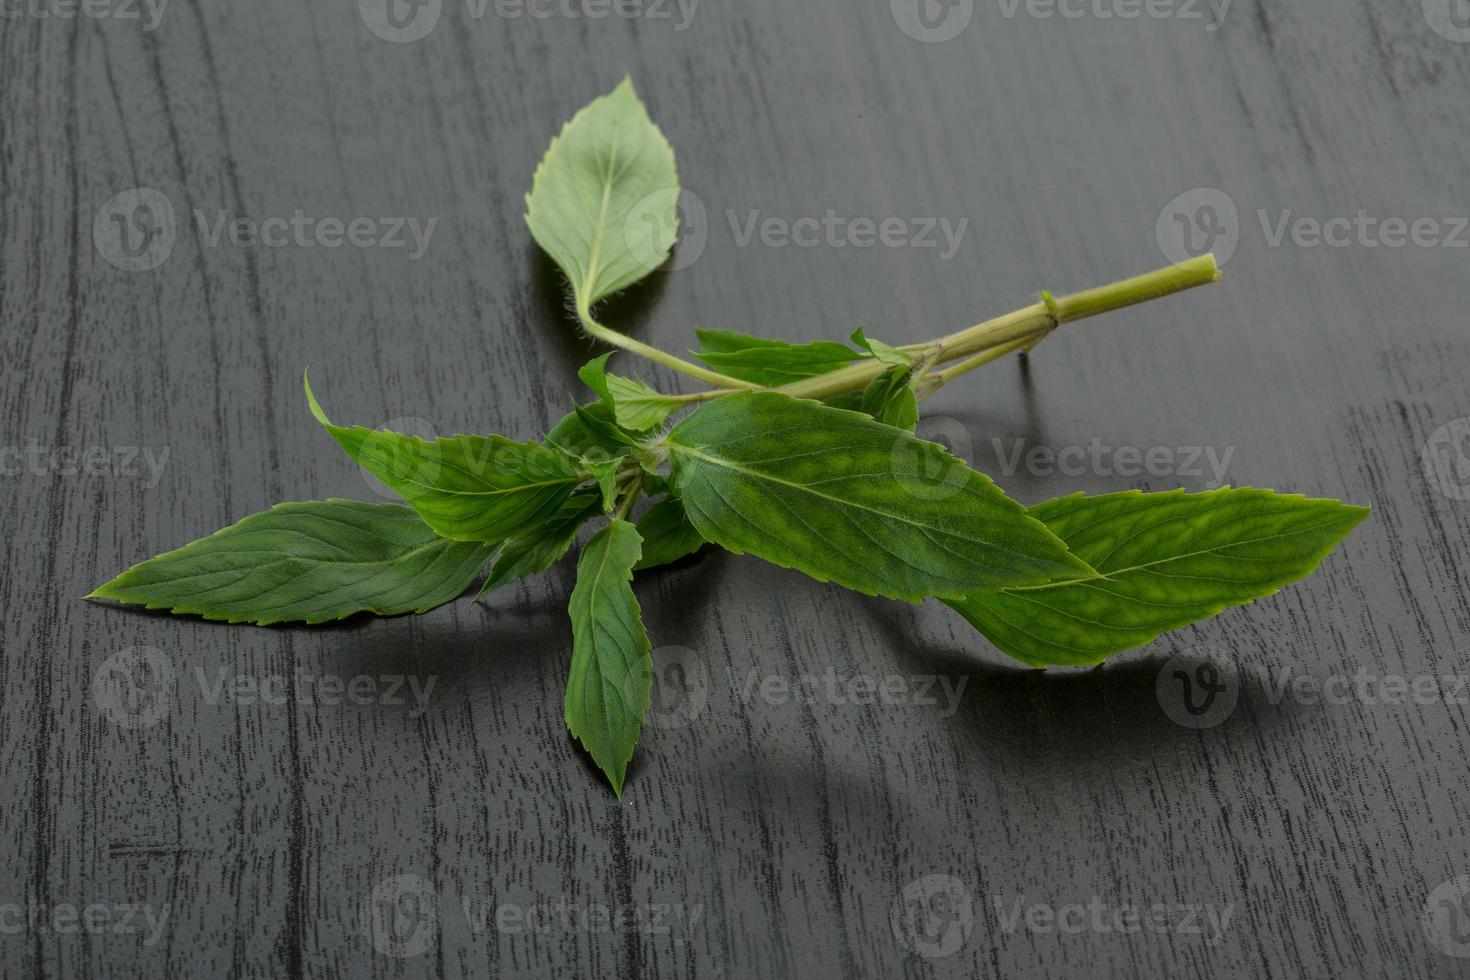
[
  {"left": 613, "top": 472, "right": 643, "bottom": 521},
  {"left": 910, "top": 345, "right": 945, "bottom": 383},
  {"left": 660, "top": 389, "right": 733, "bottom": 404},
  {"left": 577, "top": 307, "right": 759, "bottom": 390},
  {"left": 776, "top": 254, "right": 1220, "bottom": 401},
  {"left": 916, "top": 337, "right": 1032, "bottom": 400},
  {"left": 588, "top": 254, "right": 1221, "bottom": 408}
]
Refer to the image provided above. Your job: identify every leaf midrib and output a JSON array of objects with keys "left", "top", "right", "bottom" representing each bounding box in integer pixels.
[
  {"left": 999, "top": 515, "right": 1358, "bottom": 594},
  {"left": 574, "top": 530, "right": 635, "bottom": 746},
  {"left": 119, "top": 535, "right": 457, "bottom": 578},
  {"left": 579, "top": 115, "right": 625, "bottom": 305},
  {"left": 383, "top": 467, "right": 584, "bottom": 500},
  {"left": 669, "top": 442, "right": 1000, "bottom": 542}
]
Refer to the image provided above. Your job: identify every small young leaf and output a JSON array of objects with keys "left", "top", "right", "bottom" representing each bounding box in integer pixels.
[
  {"left": 604, "top": 375, "right": 679, "bottom": 431},
  {"left": 524, "top": 78, "right": 679, "bottom": 312},
  {"left": 565, "top": 519, "right": 652, "bottom": 797},
  {"left": 860, "top": 365, "right": 920, "bottom": 431},
  {"left": 634, "top": 497, "right": 705, "bottom": 570},
  {"left": 89, "top": 500, "right": 495, "bottom": 625},
  {"left": 307, "top": 375, "right": 584, "bottom": 542},
  {"left": 478, "top": 492, "right": 603, "bottom": 597},
  {"left": 850, "top": 328, "right": 911, "bottom": 367},
  {"left": 665, "top": 392, "right": 1091, "bottom": 601},
  {"left": 576, "top": 353, "right": 617, "bottom": 402},
  {"left": 693, "top": 328, "right": 862, "bottom": 386},
  {"left": 586, "top": 456, "right": 626, "bottom": 511},
  {"left": 578, "top": 354, "right": 679, "bottom": 431},
  {"left": 944, "top": 488, "right": 1370, "bottom": 667}
]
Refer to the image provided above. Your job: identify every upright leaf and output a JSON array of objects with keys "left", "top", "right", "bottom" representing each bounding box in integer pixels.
[
  {"left": 89, "top": 500, "right": 495, "bottom": 626},
  {"left": 577, "top": 353, "right": 618, "bottom": 402},
  {"left": 945, "top": 488, "right": 1370, "bottom": 667},
  {"left": 524, "top": 78, "right": 679, "bottom": 312},
  {"left": 860, "top": 365, "right": 920, "bottom": 431},
  {"left": 850, "top": 327, "right": 911, "bottom": 367},
  {"left": 693, "top": 328, "right": 862, "bottom": 386},
  {"left": 565, "top": 519, "right": 652, "bottom": 797},
  {"left": 307, "top": 376, "right": 584, "bottom": 542},
  {"left": 665, "top": 392, "right": 1091, "bottom": 601},
  {"left": 634, "top": 497, "right": 706, "bottom": 570}
]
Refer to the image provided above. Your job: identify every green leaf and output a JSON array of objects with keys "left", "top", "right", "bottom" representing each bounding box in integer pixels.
[
  {"left": 306, "top": 375, "right": 584, "bottom": 542},
  {"left": 89, "top": 500, "right": 494, "bottom": 626},
  {"left": 478, "top": 492, "right": 602, "bottom": 597},
  {"left": 693, "top": 328, "right": 861, "bottom": 386},
  {"left": 822, "top": 390, "right": 867, "bottom": 412},
  {"left": 634, "top": 497, "right": 705, "bottom": 570},
  {"left": 546, "top": 400, "right": 637, "bottom": 461},
  {"left": 944, "top": 488, "right": 1370, "bottom": 668},
  {"left": 850, "top": 327, "right": 911, "bottom": 367},
  {"left": 576, "top": 353, "right": 617, "bottom": 402},
  {"left": 565, "top": 519, "right": 652, "bottom": 797},
  {"left": 665, "top": 392, "right": 1091, "bottom": 601},
  {"left": 639, "top": 471, "right": 672, "bottom": 497},
  {"left": 546, "top": 387, "right": 630, "bottom": 512},
  {"left": 524, "top": 78, "right": 679, "bottom": 312},
  {"left": 576, "top": 404, "right": 639, "bottom": 449},
  {"left": 605, "top": 375, "right": 679, "bottom": 431},
  {"left": 578, "top": 354, "right": 679, "bottom": 431},
  {"left": 860, "top": 365, "right": 920, "bottom": 431}
]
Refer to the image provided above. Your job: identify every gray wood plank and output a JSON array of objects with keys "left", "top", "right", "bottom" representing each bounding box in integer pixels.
[{"left": 2, "top": 0, "right": 1469, "bottom": 976}]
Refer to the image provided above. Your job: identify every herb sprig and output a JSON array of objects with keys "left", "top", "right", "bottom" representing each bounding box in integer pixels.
[{"left": 90, "top": 79, "right": 1368, "bottom": 796}]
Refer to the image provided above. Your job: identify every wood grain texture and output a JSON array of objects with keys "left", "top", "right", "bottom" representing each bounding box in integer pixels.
[{"left": 2, "top": 0, "right": 1469, "bottom": 976}]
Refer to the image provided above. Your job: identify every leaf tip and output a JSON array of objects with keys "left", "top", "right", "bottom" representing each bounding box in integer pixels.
[
  {"left": 302, "top": 369, "right": 330, "bottom": 427},
  {"left": 85, "top": 573, "right": 126, "bottom": 602},
  {"left": 1334, "top": 501, "right": 1372, "bottom": 538}
]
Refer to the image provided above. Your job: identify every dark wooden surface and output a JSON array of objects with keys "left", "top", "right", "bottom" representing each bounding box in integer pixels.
[{"left": 3, "top": 0, "right": 1470, "bottom": 976}]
